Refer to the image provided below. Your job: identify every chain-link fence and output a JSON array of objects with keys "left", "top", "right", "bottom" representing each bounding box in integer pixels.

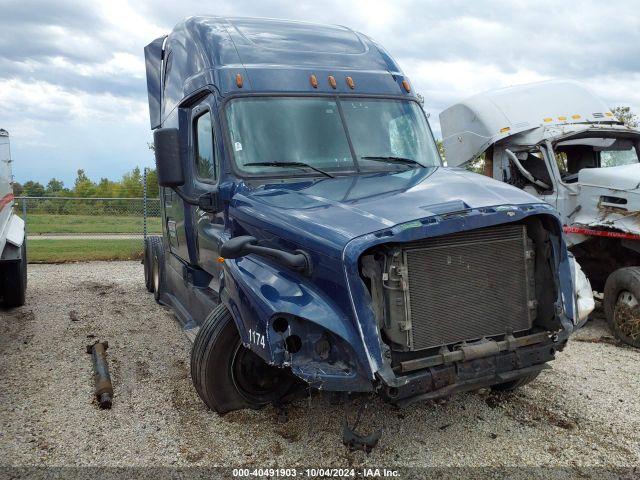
[
  {"left": 15, "top": 196, "right": 161, "bottom": 238},
  {"left": 14, "top": 196, "right": 161, "bottom": 263},
  {"left": 11, "top": 167, "right": 163, "bottom": 262}
]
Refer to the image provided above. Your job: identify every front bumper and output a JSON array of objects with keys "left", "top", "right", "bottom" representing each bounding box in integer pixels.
[{"left": 376, "top": 333, "right": 558, "bottom": 406}]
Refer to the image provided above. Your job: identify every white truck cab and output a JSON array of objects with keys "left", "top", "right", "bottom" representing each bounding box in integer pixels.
[
  {"left": 441, "top": 80, "right": 639, "bottom": 347},
  {"left": 0, "top": 129, "right": 27, "bottom": 307}
]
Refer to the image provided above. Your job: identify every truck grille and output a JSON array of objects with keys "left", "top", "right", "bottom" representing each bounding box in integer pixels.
[{"left": 404, "top": 224, "right": 535, "bottom": 350}]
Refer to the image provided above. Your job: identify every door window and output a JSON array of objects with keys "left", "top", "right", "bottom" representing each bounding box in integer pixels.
[{"left": 194, "top": 112, "right": 217, "bottom": 181}]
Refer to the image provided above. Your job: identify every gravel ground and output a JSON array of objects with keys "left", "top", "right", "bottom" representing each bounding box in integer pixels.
[{"left": 1, "top": 261, "right": 639, "bottom": 474}]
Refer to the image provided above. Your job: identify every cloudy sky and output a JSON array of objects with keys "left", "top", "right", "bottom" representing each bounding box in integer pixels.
[{"left": 1, "top": 0, "right": 639, "bottom": 186}]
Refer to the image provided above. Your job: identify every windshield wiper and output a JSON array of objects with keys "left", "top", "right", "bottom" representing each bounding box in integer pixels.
[
  {"left": 244, "top": 161, "right": 335, "bottom": 178},
  {"left": 361, "top": 156, "right": 423, "bottom": 167}
]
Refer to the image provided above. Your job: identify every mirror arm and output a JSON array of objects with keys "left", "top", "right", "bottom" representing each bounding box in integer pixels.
[
  {"left": 172, "top": 187, "right": 219, "bottom": 212},
  {"left": 172, "top": 186, "right": 198, "bottom": 205}
]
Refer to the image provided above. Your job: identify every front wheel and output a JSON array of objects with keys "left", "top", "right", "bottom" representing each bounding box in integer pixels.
[
  {"left": 604, "top": 267, "right": 640, "bottom": 348},
  {"left": 190, "top": 305, "right": 294, "bottom": 414}
]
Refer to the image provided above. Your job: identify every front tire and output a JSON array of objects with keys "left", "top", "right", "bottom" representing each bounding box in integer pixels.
[
  {"left": 1, "top": 241, "right": 27, "bottom": 308},
  {"left": 190, "top": 305, "right": 294, "bottom": 414},
  {"left": 604, "top": 267, "right": 640, "bottom": 348}
]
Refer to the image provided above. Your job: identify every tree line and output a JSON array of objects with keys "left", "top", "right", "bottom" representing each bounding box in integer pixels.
[{"left": 13, "top": 167, "right": 159, "bottom": 199}]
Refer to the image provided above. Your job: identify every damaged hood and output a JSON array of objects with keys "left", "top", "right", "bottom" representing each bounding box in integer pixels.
[
  {"left": 230, "top": 167, "right": 542, "bottom": 254},
  {"left": 578, "top": 164, "right": 640, "bottom": 191}
]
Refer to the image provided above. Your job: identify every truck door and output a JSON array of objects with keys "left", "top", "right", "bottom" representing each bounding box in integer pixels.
[
  {"left": 163, "top": 186, "right": 189, "bottom": 262},
  {"left": 190, "top": 97, "right": 225, "bottom": 291}
]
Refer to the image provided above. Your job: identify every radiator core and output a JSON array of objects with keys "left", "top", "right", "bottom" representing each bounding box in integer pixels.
[{"left": 403, "top": 224, "right": 535, "bottom": 350}]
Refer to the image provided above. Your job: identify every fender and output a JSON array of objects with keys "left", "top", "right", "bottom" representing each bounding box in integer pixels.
[{"left": 219, "top": 254, "right": 374, "bottom": 390}]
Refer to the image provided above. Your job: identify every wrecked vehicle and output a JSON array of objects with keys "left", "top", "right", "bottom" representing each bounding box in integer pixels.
[
  {"left": 0, "top": 128, "right": 27, "bottom": 308},
  {"left": 143, "top": 17, "right": 588, "bottom": 437},
  {"left": 441, "top": 80, "right": 638, "bottom": 347}
]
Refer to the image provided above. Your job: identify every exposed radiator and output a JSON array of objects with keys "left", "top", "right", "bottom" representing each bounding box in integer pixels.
[{"left": 403, "top": 224, "right": 535, "bottom": 351}]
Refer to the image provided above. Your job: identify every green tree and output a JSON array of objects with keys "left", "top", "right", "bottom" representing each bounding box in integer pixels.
[
  {"left": 611, "top": 106, "right": 639, "bottom": 128},
  {"left": 74, "top": 169, "right": 96, "bottom": 197},
  {"left": 12, "top": 181, "right": 23, "bottom": 196},
  {"left": 46, "top": 178, "right": 64, "bottom": 195},
  {"left": 145, "top": 169, "right": 159, "bottom": 198},
  {"left": 22, "top": 181, "right": 45, "bottom": 197},
  {"left": 95, "top": 178, "right": 117, "bottom": 198},
  {"left": 120, "top": 167, "right": 143, "bottom": 197}
]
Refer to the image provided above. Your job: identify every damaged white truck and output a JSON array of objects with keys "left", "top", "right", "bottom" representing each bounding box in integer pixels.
[{"left": 441, "top": 81, "right": 639, "bottom": 347}]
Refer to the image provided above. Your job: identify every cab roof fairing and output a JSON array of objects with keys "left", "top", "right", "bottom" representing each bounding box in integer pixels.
[
  {"left": 144, "top": 16, "right": 414, "bottom": 130},
  {"left": 439, "top": 80, "right": 627, "bottom": 167}
]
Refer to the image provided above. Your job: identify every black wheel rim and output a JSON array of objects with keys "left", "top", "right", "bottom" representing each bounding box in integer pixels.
[{"left": 231, "top": 344, "right": 290, "bottom": 403}]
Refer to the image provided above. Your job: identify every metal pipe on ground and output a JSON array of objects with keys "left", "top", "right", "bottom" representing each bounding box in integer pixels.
[{"left": 86, "top": 341, "right": 113, "bottom": 409}]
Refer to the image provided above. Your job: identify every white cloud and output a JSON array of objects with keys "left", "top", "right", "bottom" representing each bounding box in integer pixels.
[
  {"left": 0, "top": 79, "right": 145, "bottom": 121},
  {"left": 0, "top": 0, "right": 638, "bottom": 183}
]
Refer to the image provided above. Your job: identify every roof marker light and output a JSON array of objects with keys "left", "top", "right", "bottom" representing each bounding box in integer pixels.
[
  {"left": 402, "top": 79, "right": 411, "bottom": 93},
  {"left": 235, "top": 73, "right": 243, "bottom": 88},
  {"left": 500, "top": 127, "right": 511, "bottom": 133},
  {"left": 543, "top": 117, "right": 553, "bottom": 122},
  {"left": 605, "top": 112, "right": 614, "bottom": 117},
  {"left": 309, "top": 74, "right": 318, "bottom": 88},
  {"left": 328, "top": 75, "right": 337, "bottom": 89},
  {"left": 558, "top": 116, "right": 567, "bottom": 121},
  {"left": 572, "top": 114, "right": 581, "bottom": 119},
  {"left": 346, "top": 76, "right": 355, "bottom": 89}
]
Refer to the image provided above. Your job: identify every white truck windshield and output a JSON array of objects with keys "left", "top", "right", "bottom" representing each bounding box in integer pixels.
[
  {"left": 225, "top": 97, "right": 441, "bottom": 177},
  {"left": 555, "top": 137, "right": 639, "bottom": 181}
]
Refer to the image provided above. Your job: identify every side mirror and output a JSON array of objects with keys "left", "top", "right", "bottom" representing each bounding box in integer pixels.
[{"left": 154, "top": 128, "right": 184, "bottom": 187}]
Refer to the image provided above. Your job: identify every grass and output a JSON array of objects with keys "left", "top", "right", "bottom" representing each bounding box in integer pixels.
[
  {"left": 26, "top": 214, "right": 162, "bottom": 234},
  {"left": 28, "top": 239, "right": 144, "bottom": 263}
]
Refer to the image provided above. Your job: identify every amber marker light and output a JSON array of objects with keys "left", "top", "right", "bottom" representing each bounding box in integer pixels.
[
  {"left": 235, "top": 73, "right": 243, "bottom": 88},
  {"left": 217, "top": 256, "right": 225, "bottom": 263},
  {"left": 402, "top": 79, "right": 411, "bottom": 93},
  {"left": 309, "top": 74, "right": 318, "bottom": 88},
  {"left": 328, "top": 75, "right": 337, "bottom": 89},
  {"left": 346, "top": 76, "right": 355, "bottom": 89}
]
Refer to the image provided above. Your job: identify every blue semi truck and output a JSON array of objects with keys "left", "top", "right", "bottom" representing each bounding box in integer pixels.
[{"left": 143, "top": 17, "right": 588, "bottom": 442}]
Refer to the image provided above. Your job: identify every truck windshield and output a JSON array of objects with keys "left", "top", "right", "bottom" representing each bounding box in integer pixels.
[
  {"left": 225, "top": 97, "right": 441, "bottom": 177},
  {"left": 600, "top": 144, "right": 639, "bottom": 167},
  {"left": 555, "top": 137, "right": 639, "bottom": 181}
]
